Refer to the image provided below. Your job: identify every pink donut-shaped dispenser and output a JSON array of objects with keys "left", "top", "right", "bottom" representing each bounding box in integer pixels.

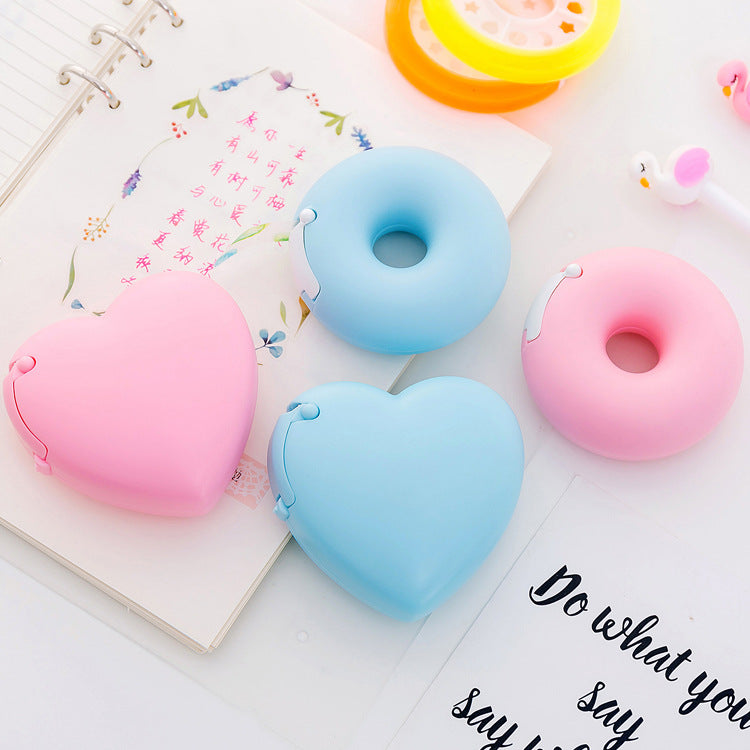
[{"left": 521, "top": 247, "right": 744, "bottom": 460}]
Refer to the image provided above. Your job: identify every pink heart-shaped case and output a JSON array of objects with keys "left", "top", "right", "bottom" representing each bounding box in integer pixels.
[{"left": 4, "top": 272, "right": 257, "bottom": 516}]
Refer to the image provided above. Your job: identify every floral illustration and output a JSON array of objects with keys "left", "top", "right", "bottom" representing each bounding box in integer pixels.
[
  {"left": 122, "top": 122, "right": 187, "bottom": 199},
  {"left": 171, "top": 121, "right": 188, "bottom": 139},
  {"left": 213, "top": 223, "right": 270, "bottom": 269},
  {"left": 62, "top": 63, "right": 369, "bottom": 347},
  {"left": 232, "top": 223, "right": 269, "bottom": 245},
  {"left": 297, "top": 296, "right": 311, "bottom": 333},
  {"left": 212, "top": 77, "right": 250, "bottom": 92},
  {"left": 270, "top": 70, "right": 307, "bottom": 92},
  {"left": 351, "top": 127, "right": 373, "bottom": 151},
  {"left": 256, "top": 328, "right": 285, "bottom": 358},
  {"left": 213, "top": 249, "right": 237, "bottom": 268},
  {"left": 83, "top": 208, "right": 112, "bottom": 241},
  {"left": 172, "top": 92, "right": 208, "bottom": 118},
  {"left": 320, "top": 110, "right": 348, "bottom": 135},
  {"left": 70, "top": 298, "right": 105, "bottom": 316},
  {"left": 210, "top": 67, "right": 268, "bottom": 92},
  {"left": 122, "top": 169, "right": 141, "bottom": 198},
  {"left": 62, "top": 248, "right": 77, "bottom": 302}
]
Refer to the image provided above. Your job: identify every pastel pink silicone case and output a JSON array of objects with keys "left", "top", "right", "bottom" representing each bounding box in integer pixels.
[
  {"left": 521, "top": 247, "right": 744, "bottom": 461},
  {"left": 4, "top": 271, "right": 257, "bottom": 516}
]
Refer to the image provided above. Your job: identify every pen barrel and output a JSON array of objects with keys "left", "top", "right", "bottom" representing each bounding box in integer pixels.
[{"left": 700, "top": 181, "right": 750, "bottom": 235}]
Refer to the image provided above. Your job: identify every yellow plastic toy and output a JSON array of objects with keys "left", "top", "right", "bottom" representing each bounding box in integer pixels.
[{"left": 421, "top": 0, "right": 621, "bottom": 85}]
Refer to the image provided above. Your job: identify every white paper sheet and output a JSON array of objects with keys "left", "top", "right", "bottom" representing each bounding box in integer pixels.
[
  {"left": 0, "top": 0, "right": 155, "bottom": 203},
  {"left": 391, "top": 477, "right": 750, "bottom": 749}
]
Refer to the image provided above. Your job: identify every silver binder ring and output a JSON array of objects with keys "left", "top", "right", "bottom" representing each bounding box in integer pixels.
[
  {"left": 57, "top": 65, "right": 121, "bottom": 109},
  {"left": 152, "top": 0, "right": 183, "bottom": 27},
  {"left": 89, "top": 24, "right": 153, "bottom": 68},
  {"left": 123, "top": 0, "right": 183, "bottom": 27}
]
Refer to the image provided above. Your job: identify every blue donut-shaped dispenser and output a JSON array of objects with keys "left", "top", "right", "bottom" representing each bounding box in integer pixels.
[{"left": 291, "top": 147, "right": 510, "bottom": 354}]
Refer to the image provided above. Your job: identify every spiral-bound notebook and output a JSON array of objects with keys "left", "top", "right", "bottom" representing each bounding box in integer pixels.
[
  {"left": 0, "top": 0, "right": 160, "bottom": 207},
  {"left": 0, "top": 0, "right": 549, "bottom": 652}
]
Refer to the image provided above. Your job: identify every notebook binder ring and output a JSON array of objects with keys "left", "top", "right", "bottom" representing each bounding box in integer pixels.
[
  {"left": 89, "top": 24, "right": 153, "bottom": 68},
  {"left": 57, "top": 65, "right": 121, "bottom": 109},
  {"left": 123, "top": 0, "right": 183, "bottom": 28}
]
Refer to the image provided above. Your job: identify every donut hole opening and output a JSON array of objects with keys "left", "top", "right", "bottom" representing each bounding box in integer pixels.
[
  {"left": 606, "top": 332, "right": 659, "bottom": 374},
  {"left": 372, "top": 231, "right": 428, "bottom": 268}
]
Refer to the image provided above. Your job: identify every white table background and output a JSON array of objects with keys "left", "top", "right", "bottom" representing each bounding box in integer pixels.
[{"left": 1, "top": 1, "right": 749, "bottom": 748}]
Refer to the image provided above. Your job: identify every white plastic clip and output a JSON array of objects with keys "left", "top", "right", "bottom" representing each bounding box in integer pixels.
[
  {"left": 289, "top": 208, "right": 321, "bottom": 302},
  {"left": 524, "top": 263, "right": 582, "bottom": 343}
]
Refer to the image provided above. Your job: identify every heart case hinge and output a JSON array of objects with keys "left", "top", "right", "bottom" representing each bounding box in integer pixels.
[
  {"left": 3, "top": 354, "right": 52, "bottom": 474},
  {"left": 3, "top": 355, "right": 52, "bottom": 474},
  {"left": 268, "top": 401, "right": 320, "bottom": 521}
]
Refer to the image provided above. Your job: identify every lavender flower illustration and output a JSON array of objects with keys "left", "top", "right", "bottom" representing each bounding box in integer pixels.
[
  {"left": 212, "top": 76, "right": 251, "bottom": 92},
  {"left": 121, "top": 122, "right": 187, "bottom": 199},
  {"left": 351, "top": 127, "right": 373, "bottom": 151},
  {"left": 211, "top": 67, "right": 268, "bottom": 91},
  {"left": 122, "top": 169, "right": 141, "bottom": 198}
]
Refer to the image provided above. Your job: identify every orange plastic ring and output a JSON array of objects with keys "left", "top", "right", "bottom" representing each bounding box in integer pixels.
[{"left": 385, "top": 0, "right": 559, "bottom": 113}]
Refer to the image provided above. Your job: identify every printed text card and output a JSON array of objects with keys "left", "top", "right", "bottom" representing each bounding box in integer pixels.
[{"left": 391, "top": 477, "right": 749, "bottom": 749}]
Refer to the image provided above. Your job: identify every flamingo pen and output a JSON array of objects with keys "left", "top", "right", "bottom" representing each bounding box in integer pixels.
[
  {"left": 718, "top": 60, "right": 750, "bottom": 122},
  {"left": 630, "top": 145, "right": 750, "bottom": 235}
]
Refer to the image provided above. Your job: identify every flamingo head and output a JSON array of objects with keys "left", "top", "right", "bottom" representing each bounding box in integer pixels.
[
  {"left": 717, "top": 60, "right": 747, "bottom": 96},
  {"left": 630, "top": 151, "right": 659, "bottom": 189},
  {"left": 630, "top": 146, "right": 710, "bottom": 206}
]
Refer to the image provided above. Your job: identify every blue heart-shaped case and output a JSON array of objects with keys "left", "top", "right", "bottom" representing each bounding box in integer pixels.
[{"left": 268, "top": 377, "right": 524, "bottom": 620}]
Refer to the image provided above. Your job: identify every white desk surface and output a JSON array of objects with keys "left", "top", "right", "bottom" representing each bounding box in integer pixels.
[{"left": 2, "top": 1, "right": 749, "bottom": 748}]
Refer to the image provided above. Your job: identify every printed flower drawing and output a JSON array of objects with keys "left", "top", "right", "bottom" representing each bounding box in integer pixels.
[
  {"left": 320, "top": 110, "right": 348, "bottom": 135},
  {"left": 213, "top": 249, "right": 237, "bottom": 268},
  {"left": 212, "top": 76, "right": 252, "bottom": 92},
  {"left": 270, "top": 70, "right": 308, "bottom": 91},
  {"left": 60, "top": 64, "right": 371, "bottom": 327},
  {"left": 297, "top": 296, "right": 311, "bottom": 333},
  {"left": 211, "top": 67, "right": 268, "bottom": 92},
  {"left": 122, "top": 169, "right": 141, "bottom": 198},
  {"left": 121, "top": 123, "right": 187, "bottom": 200},
  {"left": 70, "top": 297, "right": 104, "bottom": 316},
  {"left": 232, "top": 223, "right": 269, "bottom": 245},
  {"left": 256, "top": 329, "right": 285, "bottom": 358},
  {"left": 82, "top": 209, "right": 113, "bottom": 242},
  {"left": 172, "top": 92, "right": 208, "bottom": 118},
  {"left": 351, "top": 127, "right": 373, "bottom": 150},
  {"left": 62, "top": 248, "right": 77, "bottom": 302}
]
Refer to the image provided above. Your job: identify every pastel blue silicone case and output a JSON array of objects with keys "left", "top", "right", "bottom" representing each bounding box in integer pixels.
[
  {"left": 268, "top": 377, "right": 524, "bottom": 620},
  {"left": 290, "top": 147, "right": 511, "bottom": 354}
]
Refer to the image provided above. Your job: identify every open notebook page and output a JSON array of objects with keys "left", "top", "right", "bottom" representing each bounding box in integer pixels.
[
  {"left": 0, "top": 0, "right": 549, "bottom": 652},
  {"left": 0, "top": 0, "right": 155, "bottom": 205}
]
